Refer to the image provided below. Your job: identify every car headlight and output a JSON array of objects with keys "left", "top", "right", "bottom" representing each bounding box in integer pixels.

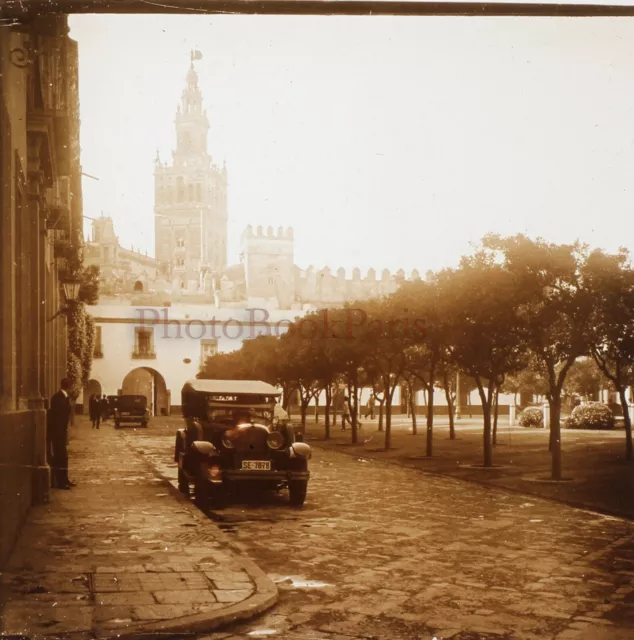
[
  {"left": 267, "top": 431, "right": 284, "bottom": 450},
  {"left": 222, "top": 434, "right": 235, "bottom": 449}
]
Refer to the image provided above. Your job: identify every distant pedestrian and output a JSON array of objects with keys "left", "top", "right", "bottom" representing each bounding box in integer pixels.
[
  {"left": 101, "top": 394, "right": 109, "bottom": 423},
  {"left": 342, "top": 396, "right": 351, "bottom": 430},
  {"left": 365, "top": 395, "right": 376, "bottom": 419},
  {"left": 47, "top": 378, "right": 75, "bottom": 489},
  {"left": 89, "top": 393, "right": 101, "bottom": 429}
]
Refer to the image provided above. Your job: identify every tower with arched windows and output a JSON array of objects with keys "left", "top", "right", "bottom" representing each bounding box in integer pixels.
[{"left": 154, "top": 56, "right": 228, "bottom": 291}]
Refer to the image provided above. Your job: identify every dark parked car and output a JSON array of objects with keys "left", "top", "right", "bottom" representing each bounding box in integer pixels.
[
  {"left": 114, "top": 395, "right": 150, "bottom": 428},
  {"left": 174, "top": 379, "right": 311, "bottom": 508},
  {"left": 106, "top": 395, "right": 119, "bottom": 419}
]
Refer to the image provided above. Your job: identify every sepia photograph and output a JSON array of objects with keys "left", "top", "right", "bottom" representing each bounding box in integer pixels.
[{"left": 2, "top": 2, "right": 634, "bottom": 639}]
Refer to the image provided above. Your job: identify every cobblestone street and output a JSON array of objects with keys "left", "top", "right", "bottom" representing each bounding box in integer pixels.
[{"left": 124, "top": 418, "right": 634, "bottom": 640}]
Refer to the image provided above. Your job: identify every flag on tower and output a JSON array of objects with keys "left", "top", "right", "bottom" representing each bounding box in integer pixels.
[{"left": 191, "top": 50, "right": 203, "bottom": 61}]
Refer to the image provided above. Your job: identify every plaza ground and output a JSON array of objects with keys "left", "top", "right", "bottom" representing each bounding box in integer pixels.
[
  {"left": 2, "top": 414, "right": 633, "bottom": 640},
  {"left": 122, "top": 416, "right": 634, "bottom": 640},
  {"left": 302, "top": 413, "right": 634, "bottom": 520}
]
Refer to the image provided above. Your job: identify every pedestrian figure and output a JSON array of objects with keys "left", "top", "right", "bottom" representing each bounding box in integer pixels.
[
  {"left": 365, "top": 394, "right": 376, "bottom": 420},
  {"left": 89, "top": 393, "right": 101, "bottom": 429},
  {"left": 342, "top": 396, "right": 351, "bottom": 430},
  {"left": 101, "top": 394, "right": 109, "bottom": 423},
  {"left": 47, "top": 378, "right": 75, "bottom": 489}
]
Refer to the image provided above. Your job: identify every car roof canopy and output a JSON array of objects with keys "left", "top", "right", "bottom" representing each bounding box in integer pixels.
[{"left": 182, "top": 379, "right": 282, "bottom": 397}]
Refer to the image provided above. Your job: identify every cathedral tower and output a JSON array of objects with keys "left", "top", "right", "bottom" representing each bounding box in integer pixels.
[{"left": 154, "top": 54, "right": 228, "bottom": 291}]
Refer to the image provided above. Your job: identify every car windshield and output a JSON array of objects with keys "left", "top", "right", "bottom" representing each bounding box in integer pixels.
[
  {"left": 118, "top": 396, "right": 147, "bottom": 410},
  {"left": 207, "top": 407, "right": 273, "bottom": 424}
]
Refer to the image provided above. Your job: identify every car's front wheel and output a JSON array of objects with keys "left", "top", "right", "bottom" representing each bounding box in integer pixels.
[
  {"left": 177, "top": 468, "right": 189, "bottom": 496},
  {"left": 289, "top": 480, "right": 308, "bottom": 506}
]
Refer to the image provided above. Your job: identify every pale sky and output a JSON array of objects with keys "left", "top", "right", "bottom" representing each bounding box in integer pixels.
[{"left": 69, "top": 14, "right": 634, "bottom": 275}]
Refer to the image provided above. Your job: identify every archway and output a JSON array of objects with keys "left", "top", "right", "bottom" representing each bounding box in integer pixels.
[
  {"left": 83, "top": 379, "right": 102, "bottom": 414},
  {"left": 120, "top": 367, "right": 169, "bottom": 416},
  {"left": 133, "top": 280, "right": 144, "bottom": 292}
]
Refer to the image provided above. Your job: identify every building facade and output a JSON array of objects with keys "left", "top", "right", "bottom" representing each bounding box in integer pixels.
[
  {"left": 82, "top": 55, "right": 425, "bottom": 416},
  {"left": 0, "top": 16, "right": 82, "bottom": 566},
  {"left": 86, "top": 303, "right": 294, "bottom": 414}
]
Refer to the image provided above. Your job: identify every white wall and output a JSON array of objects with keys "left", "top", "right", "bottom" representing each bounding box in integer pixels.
[{"left": 85, "top": 304, "right": 298, "bottom": 405}]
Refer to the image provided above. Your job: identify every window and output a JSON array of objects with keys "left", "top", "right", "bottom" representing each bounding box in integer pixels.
[
  {"left": 187, "top": 183, "right": 194, "bottom": 201},
  {"left": 195, "top": 183, "right": 202, "bottom": 201},
  {"left": 93, "top": 326, "right": 103, "bottom": 358},
  {"left": 175, "top": 257, "right": 185, "bottom": 267},
  {"left": 133, "top": 327, "right": 155, "bottom": 359},
  {"left": 176, "top": 177, "right": 184, "bottom": 202},
  {"left": 200, "top": 339, "right": 218, "bottom": 366},
  {"left": 176, "top": 237, "right": 185, "bottom": 248}
]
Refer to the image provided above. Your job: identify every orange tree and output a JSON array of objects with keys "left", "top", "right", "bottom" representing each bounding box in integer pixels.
[
  {"left": 483, "top": 234, "right": 594, "bottom": 480},
  {"left": 393, "top": 278, "right": 447, "bottom": 456},
  {"left": 436, "top": 250, "right": 528, "bottom": 468},
  {"left": 583, "top": 248, "right": 634, "bottom": 460}
]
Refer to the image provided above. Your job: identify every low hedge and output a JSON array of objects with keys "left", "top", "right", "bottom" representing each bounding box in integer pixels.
[
  {"left": 565, "top": 402, "right": 615, "bottom": 430},
  {"left": 519, "top": 406, "right": 544, "bottom": 428}
]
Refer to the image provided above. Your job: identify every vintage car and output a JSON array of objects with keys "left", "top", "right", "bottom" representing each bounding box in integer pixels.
[
  {"left": 106, "top": 395, "right": 119, "bottom": 419},
  {"left": 174, "top": 379, "right": 311, "bottom": 508},
  {"left": 114, "top": 395, "right": 150, "bottom": 428}
]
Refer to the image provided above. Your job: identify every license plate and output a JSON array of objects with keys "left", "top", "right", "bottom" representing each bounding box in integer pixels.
[
  {"left": 241, "top": 460, "right": 271, "bottom": 471},
  {"left": 121, "top": 412, "right": 130, "bottom": 416}
]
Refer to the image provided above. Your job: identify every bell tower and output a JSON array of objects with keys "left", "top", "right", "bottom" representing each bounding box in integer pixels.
[{"left": 154, "top": 52, "right": 228, "bottom": 292}]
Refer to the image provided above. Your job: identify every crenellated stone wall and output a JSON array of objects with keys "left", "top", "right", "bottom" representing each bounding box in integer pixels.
[{"left": 294, "top": 265, "right": 421, "bottom": 306}]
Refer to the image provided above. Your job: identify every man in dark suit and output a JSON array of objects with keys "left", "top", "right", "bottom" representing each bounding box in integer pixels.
[{"left": 47, "top": 378, "right": 75, "bottom": 489}]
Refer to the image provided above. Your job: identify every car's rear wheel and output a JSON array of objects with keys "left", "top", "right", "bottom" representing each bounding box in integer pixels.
[{"left": 289, "top": 480, "right": 308, "bottom": 506}]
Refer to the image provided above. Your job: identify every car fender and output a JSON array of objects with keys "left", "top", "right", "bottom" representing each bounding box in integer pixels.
[
  {"left": 289, "top": 442, "right": 312, "bottom": 460},
  {"left": 191, "top": 440, "right": 218, "bottom": 458}
]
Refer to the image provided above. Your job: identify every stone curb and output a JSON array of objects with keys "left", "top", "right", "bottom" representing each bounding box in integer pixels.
[
  {"left": 92, "top": 433, "right": 279, "bottom": 640},
  {"left": 308, "top": 439, "right": 634, "bottom": 523}
]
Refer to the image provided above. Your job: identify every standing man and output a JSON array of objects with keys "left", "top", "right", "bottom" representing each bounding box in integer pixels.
[
  {"left": 89, "top": 394, "right": 101, "bottom": 429},
  {"left": 101, "top": 394, "right": 110, "bottom": 423},
  {"left": 47, "top": 378, "right": 75, "bottom": 489}
]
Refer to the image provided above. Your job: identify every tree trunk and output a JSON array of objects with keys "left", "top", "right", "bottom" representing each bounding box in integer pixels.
[
  {"left": 492, "top": 387, "right": 500, "bottom": 446},
  {"left": 314, "top": 396, "right": 319, "bottom": 423},
  {"left": 618, "top": 387, "right": 633, "bottom": 461},
  {"left": 378, "top": 400, "right": 384, "bottom": 432},
  {"left": 410, "top": 387, "right": 417, "bottom": 435},
  {"left": 475, "top": 377, "right": 493, "bottom": 467},
  {"left": 550, "top": 396, "right": 563, "bottom": 480},
  {"left": 443, "top": 372, "right": 456, "bottom": 440},
  {"left": 426, "top": 384, "right": 434, "bottom": 457},
  {"left": 300, "top": 397, "right": 310, "bottom": 427},
  {"left": 384, "top": 392, "right": 393, "bottom": 450},
  {"left": 324, "top": 386, "right": 332, "bottom": 440},
  {"left": 350, "top": 380, "right": 359, "bottom": 445}
]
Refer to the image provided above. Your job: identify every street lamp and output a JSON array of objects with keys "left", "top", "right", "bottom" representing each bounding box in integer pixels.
[
  {"left": 62, "top": 277, "right": 81, "bottom": 303},
  {"left": 48, "top": 275, "right": 82, "bottom": 321}
]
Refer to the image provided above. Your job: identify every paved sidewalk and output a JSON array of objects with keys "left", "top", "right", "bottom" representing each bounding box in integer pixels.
[{"left": 0, "top": 417, "right": 277, "bottom": 640}]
